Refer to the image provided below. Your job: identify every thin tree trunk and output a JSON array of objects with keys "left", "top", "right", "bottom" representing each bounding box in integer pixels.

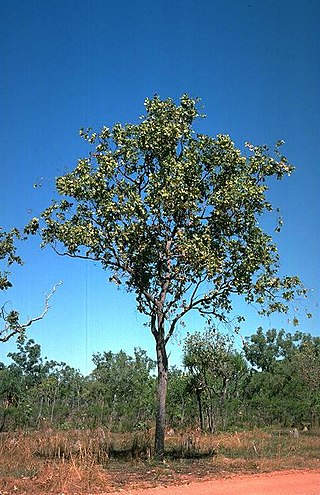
[
  {"left": 36, "top": 396, "right": 44, "bottom": 428},
  {"left": 196, "top": 389, "right": 204, "bottom": 431},
  {"left": 154, "top": 336, "right": 168, "bottom": 460},
  {"left": 50, "top": 386, "right": 58, "bottom": 424},
  {"left": 207, "top": 397, "right": 216, "bottom": 433}
]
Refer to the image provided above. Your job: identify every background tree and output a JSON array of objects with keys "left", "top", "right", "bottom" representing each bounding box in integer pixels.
[
  {"left": 88, "top": 348, "right": 155, "bottom": 430},
  {"left": 166, "top": 367, "right": 195, "bottom": 429},
  {"left": 1, "top": 329, "right": 317, "bottom": 433},
  {"left": 0, "top": 337, "right": 86, "bottom": 430},
  {"left": 0, "top": 362, "right": 23, "bottom": 431},
  {"left": 6, "top": 336, "right": 59, "bottom": 427},
  {"left": 184, "top": 328, "right": 248, "bottom": 431},
  {"left": 244, "top": 328, "right": 320, "bottom": 427},
  {"left": 26, "top": 94, "right": 305, "bottom": 458},
  {"left": 294, "top": 337, "right": 320, "bottom": 427},
  {"left": 243, "top": 327, "right": 302, "bottom": 372}
]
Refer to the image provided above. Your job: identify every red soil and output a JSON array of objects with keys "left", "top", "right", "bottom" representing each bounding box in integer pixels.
[{"left": 110, "top": 469, "right": 320, "bottom": 495}]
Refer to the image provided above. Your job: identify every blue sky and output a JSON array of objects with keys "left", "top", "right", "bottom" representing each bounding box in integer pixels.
[{"left": 1, "top": 0, "right": 319, "bottom": 374}]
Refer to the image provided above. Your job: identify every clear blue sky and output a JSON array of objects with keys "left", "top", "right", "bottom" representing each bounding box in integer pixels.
[{"left": 1, "top": 0, "right": 319, "bottom": 374}]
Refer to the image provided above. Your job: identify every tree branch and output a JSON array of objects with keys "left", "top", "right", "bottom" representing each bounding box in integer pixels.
[
  {"left": 165, "top": 280, "right": 231, "bottom": 345},
  {"left": 0, "top": 281, "right": 62, "bottom": 343}
]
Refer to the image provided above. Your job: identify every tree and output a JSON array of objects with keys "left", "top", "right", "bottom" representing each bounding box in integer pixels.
[
  {"left": 0, "top": 362, "right": 23, "bottom": 431},
  {"left": 26, "top": 94, "right": 305, "bottom": 458},
  {"left": 294, "top": 337, "right": 320, "bottom": 427},
  {"left": 166, "top": 367, "right": 194, "bottom": 429},
  {"left": 243, "top": 327, "right": 318, "bottom": 372},
  {"left": 89, "top": 348, "right": 155, "bottom": 430},
  {"left": 244, "top": 328, "right": 320, "bottom": 427},
  {"left": 243, "top": 327, "right": 286, "bottom": 372},
  {"left": 184, "top": 328, "right": 248, "bottom": 431},
  {"left": 1, "top": 336, "right": 87, "bottom": 429},
  {"left": 0, "top": 227, "right": 60, "bottom": 342}
]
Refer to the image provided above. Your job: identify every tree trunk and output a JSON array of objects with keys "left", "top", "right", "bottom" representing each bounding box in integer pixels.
[
  {"left": 196, "top": 389, "right": 204, "bottom": 431},
  {"left": 154, "top": 336, "right": 168, "bottom": 460}
]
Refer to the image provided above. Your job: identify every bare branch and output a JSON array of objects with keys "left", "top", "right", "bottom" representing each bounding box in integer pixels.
[
  {"left": 51, "top": 244, "right": 101, "bottom": 262},
  {"left": 0, "top": 281, "right": 62, "bottom": 343}
]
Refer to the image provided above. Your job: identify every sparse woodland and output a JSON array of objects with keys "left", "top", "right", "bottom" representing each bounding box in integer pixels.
[
  {"left": 1, "top": 327, "right": 319, "bottom": 434},
  {"left": 1, "top": 96, "right": 318, "bottom": 467}
]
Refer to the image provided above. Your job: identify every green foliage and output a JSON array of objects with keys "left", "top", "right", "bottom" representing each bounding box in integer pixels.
[
  {"left": 0, "top": 228, "right": 23, "bottom": 291},
  {"left": 88, "top": 348, "right": 156, "bottom": 430},
  {"left": 8, "top": 337, "right": 47, "bottom": 384},
  {"left": 0, "top": 337, "right": 86, "bottom": 430},
  {"left": 0, "top": 328, "right": 319, "bottom": 432},
  {"left": 27, "top": 94, "right": 304, "bottom": 337},
  {"left": 183, "top": 328, "right": 248, "bottom": 431},
  {"left": 166, "top": 367, "right": 195, "bottom": 428},
  {"left": 244, "top": 328, "right": 320, "bottom": 427},
  {"left": 0, "top": 228, "right": 24, "bottom": 341}
]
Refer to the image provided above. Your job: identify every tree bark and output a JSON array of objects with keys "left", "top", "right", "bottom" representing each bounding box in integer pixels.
[{"left": 154, "top": 335, "right": 168, "bottom": 460}]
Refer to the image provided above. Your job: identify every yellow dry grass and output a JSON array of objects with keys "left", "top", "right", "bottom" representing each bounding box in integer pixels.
[{"left": 0, "top": 428, "right": 319, "bottom": 494}]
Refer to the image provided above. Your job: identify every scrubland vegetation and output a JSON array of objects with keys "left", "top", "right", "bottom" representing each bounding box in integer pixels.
[
  {"left": 0, "top": 327, "right": 319, "bottom": 493},
  {"left": 1, "top": 327, "right": 319, "bottom": 434}
]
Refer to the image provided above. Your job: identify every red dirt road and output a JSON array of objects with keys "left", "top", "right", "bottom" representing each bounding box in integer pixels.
[{"left": 111, "top": 470, "right": 320, "bottom": 495}]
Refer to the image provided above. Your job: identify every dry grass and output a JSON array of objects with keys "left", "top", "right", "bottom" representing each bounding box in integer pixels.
[{"left": 0, "top": 427, "right": 319, "bottom": 494}]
